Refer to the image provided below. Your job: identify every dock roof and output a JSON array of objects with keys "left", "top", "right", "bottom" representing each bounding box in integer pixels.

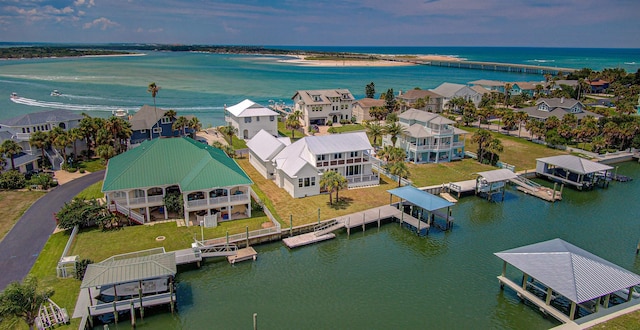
[
  {"left": 536, "top": 155, "right": 613, "bottom": 175},
  {"left": 388, "top": 186, "right": 453, "bottom": 211},
  {"left": 476, "top": 169, "right": 518, "bottom": 183},
  {"left": 81, "top": 251, "right": 176, "bottom": 288},
  {"left": 495, "top": 238, "right": 640, "bottom": 303}
]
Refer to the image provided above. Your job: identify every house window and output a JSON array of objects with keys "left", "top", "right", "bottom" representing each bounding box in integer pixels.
[
  {"left": 270, "top": 116, "right": 275, "bottom": 121},
  {"left": 256, "top": 116, "right": 260, "bottom": 122},
  {"left": 298, "top": 178, "right": 303, "bottom": 187},
  {"left": 161, "top": 117, "right": 171, "bottom": 124},
  {"left": 350, "top": 151, "right": 359, "bottom": 157},
  {"left": 153, "top": 127, "right": 162, "bottom": 134},
  {"left": 317, "top": 154, "right": 326, "bottom": 161},
  {"left": 299, "top": 177, "right": 316, "bottom": 187},
  {"left": 141, "top": 129, "right": 146, "bottom": 133},
  {"left": 333, "top": 153, "right": 342, "bottom": 159},
  {"left": 244, "top": 117, "right": 252, "bottom": 123}
]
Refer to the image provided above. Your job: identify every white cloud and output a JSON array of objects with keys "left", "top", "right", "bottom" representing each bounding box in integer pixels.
[
  {"left": 74, "top": 0, "right": 96, "bottom": 8},
  {"left": 223, "top": 22, "right": 239, "bottom": 34},
  {"left": 83, "top": 17, "right": 118, "bottom": 30}
]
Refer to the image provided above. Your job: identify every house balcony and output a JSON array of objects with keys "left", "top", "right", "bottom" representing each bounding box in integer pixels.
[
  {"left": 316, "top": 156, "right": 369, "bottom": 168},
  {"left": 15, "top": 133, "right": 31, "bottom": 141},
  {"left": 112, "top": 195, "right": 164, "bottom": 207},
  {"left": 408, "top": 143, "right": 454, "bottom": 152},
  {"left": 185, "top": 193, "right": 250, "bottom": 209},
  {"left": 452, "top": 141, "right": 465, "bottom": 148}
]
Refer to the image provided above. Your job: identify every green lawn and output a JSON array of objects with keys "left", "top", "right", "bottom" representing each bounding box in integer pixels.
[
  {"left": 77, "top": 158, "right": 106, "bottom": 173},
  {"left": 75, "top": 181, "right": 103, "bottom": 200},
  {"left": 231, "top": 136, "right": 248, "bottom": 149},
  {"left": 328, "top": 124, "right": 365, "bottom": 133},
  {"left": 277, "top": 121, "right": 304, "bottom": 139},
  {"left": 0, "top": 191, "right": 45, "bottom": 242},
  {"left": 408, "top": 159, "right": 495, "bottom": 187}
]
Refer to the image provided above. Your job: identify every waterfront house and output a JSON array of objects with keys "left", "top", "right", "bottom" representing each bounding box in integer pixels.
[
  {"left": 509, "top": 82, "right": 538, "bottom": 97},
  {"left": 224, "top": 99, "right": 279, "bottom": 140},
  {"left": 431, "top": 82, "right": 482, "bottom": 109},
  {"left": 397, "top": 89, "right": 443, "bottom": 113},
  {"left": 516, "top": 97, "right": 601, "bottom": 121},
  {"left": 249, "top": 132, "right": 378, "bottom": 198},
  {"left": 129, "top": 105, "right": 194, "bottom": 145},
  {"left": 588, "top": 79, "right": 610, "bottom": 93},
  {"left": 0, "top": 109, "right": 84, "bottom": 171},
  {"left": 246, "top": 129, "right": 291, "bottom": 179},
  {"left": 352, "top": 98, "right": 385, "bottom": 123},
  {"left": 535, "top": 155, "right": 613, "bottom": 190},
  {"left": 382, "top": 109, "right": 468, "bottom": 164},
  {"left": 291, "top": 89, "right": 355, "bottom": 127},
  {"left": 102, "top": 137, "right": 253, "bottom": 225},
  {"left": 468, "top": 79, "right": 506, "bottom": 93}
]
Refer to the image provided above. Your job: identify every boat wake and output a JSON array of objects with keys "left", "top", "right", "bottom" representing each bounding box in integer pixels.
[
  {"left": 530, "top": 59, "right": 556, "bottom": 63},
  {"left": 10, "top": 96, "right": 137, "bottom": 112}
]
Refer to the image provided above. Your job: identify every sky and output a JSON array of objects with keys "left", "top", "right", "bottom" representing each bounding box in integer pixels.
[{"left": 1, "top": 0, "right": 639, "bottom": 48}]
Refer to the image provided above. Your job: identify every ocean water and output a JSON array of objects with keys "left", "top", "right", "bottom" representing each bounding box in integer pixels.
[{"left": 1, "top": 47, "right": 638, "bottom": 128}]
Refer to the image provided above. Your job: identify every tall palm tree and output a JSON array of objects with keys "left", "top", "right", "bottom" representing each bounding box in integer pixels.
[
  {"left": 285, "top": 114, "right": 301, "bottom": 139},
  {"left": 389, "top": 161, "right": 410, "bottom": 187},
  {"left": 29, "top": 131, "right": 49, "bottom": 166},
  {"left": 319, "top": 170, "right": 347, "bottom": 205},
  {"left": 68, "top": 127, "right": 84, "bottom": 161},
  {"left": 165, "top": 109, "right": 177, "bottom": 121},
  {"left": 0, "top": 140, "right": 23, "bottom": 170},
  {"left": 96, "top": 144, "right": 115, "bottom": 164},
  {"left": 147, "top": 82, "right": 161, "bottom": 133},
  {"left": 0, "top": 275, "right": 54, "bottom": 330},
  {"left": 365, "top": 121, "right": 383, "bottom": 146},
  {"left": 218, "top": 125, "right": 237, "bottom": 145},
  {"left": 50, "top": 128, "right": 72, "bottom": 165},
  {"left": 188, "top": 117, "right": 202, "bottom": 138},
  {"left": 487, "top": 137, "right": 504, "bottom": 165},
  {"left": 503, "top": 83, "right": 512, "bottom": 108},
  {"left": 516, "top": 111, "right": 529, "bottom": 138},
  {"left": 173, "top": 116, "right": 189, "bottom": 136},
  {"left": 384, "top": 122, "right": 406, "bottom": 147},
  {"left": 471, "top": 129, "right": 492, "bottom": 163}
]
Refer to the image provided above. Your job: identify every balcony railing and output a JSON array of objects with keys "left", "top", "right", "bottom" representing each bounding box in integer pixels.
[
  {"left": 346, "top": 173, "right": 380, "bottom": 185},
  {"left": 186, "top": 193, "right": 249, "bottom": 209},
  {"left": 15, "top": 133, "right": 31, "bottom": 140}
]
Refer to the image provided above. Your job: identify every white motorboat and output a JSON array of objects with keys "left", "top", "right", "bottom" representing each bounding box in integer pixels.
[
  {"left": 10, "top": 92, "right": 18, "bottom": 99},
  {"left": 50, "top": 90, "right": 61, "bottom": 96}
]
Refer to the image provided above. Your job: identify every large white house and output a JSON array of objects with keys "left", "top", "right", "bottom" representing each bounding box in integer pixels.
[
  {"left": 291, "top": 89, "right": 355, "bottom": 127},
  {"left": 382, "top": 109, "right": 468, "bottom": 164},
  {"left": 247, "top": 130, "right": 379, "bottom": 198},
  {"left": 225, "top": 99, "right": 279, "bottom": 140},
  {"left": 431, "top": 82, "right": 482, "bottom": 109}
]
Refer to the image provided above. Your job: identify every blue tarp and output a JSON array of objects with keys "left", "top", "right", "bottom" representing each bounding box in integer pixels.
[{"left": 387, "top": 186, "right": 453, "bottom": 211}]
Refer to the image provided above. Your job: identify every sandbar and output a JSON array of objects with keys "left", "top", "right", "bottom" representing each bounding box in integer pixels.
[{"left": 277, "top": 54, "right": 463, "bottom": 67}]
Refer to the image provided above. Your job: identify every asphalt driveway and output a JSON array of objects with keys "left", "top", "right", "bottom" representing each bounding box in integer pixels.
[{"left": 0, "top": 170, "right": 104, "bottom": 290}]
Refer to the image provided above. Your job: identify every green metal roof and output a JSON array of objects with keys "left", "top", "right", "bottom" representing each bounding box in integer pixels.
[
  {"left": 81, "top": 252, "right": 176, "bottom": 288},
  {"left": 102, "top": 137, "right": 253, "bottom": 193}
]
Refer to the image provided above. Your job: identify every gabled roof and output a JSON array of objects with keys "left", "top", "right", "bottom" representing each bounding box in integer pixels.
[
  {"left": 246, "top": 129, "right": 290, "bottom": 162},
  {"left": 81, "top": 251, "right": 176, "bottom": 288},
  {"left": 432, "top": 83, "right": 479, "bottom": 98},
  {"left": 468, "top": 79, "right": 505, "bottom": 87},
  {"left": 130, "top": 105, "right": 166, "bottom": 131},
  {"left": 470, "top": 85, "right": 491, "bottom": 94},
  {"left": 398, "top": 89, "right": 442, "bottom": 100},
  {"left": 399, "top": 109, "right": 455, "bottom": 125},
  {"left": 226, "top": 99, "right": 278, "bottom": 118},
  {"left": 355, "top": 98, "right": 385, "bottom": 108},
  {"left": 516, "top": 106, "right": 601, "bottom": 120},
  {"left": 0, "top": 109, "right": 82, "bottom": 127},
  {"left": 476, "top": 169, "right": 518, "bottom": 183},
  {"left": 536, "top": 98, "right": 583, "bottom": 110},
  {"left": 102, "top": 137, "right": 252, "bottom": 193},
  {"left": 536, "top": 155, "right": 613, "bottom": 174},
  {"left": 273, "top": 132, "right": 372, "bottom": 177},
  {"left": 495, "top": 238, "right": 640, "bottom": 303},
  {"left": 292, "top": 89, "right": 354, "bottom": 105},
  {"left": 512, "top": 81, "right": 536, "bottom": 90},
  {"left": 388, "top": 186, "right": 454, "bottom": 211}
]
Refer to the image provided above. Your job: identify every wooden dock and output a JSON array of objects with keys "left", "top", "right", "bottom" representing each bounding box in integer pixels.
[
  {"left": 175, "top": 248, "right": 202, "bottom": 265},
  {"left": 227, "top": 247, "right": 258, "bottom": 264},
  {"left": 498, "top": 275, "right": 572, "bottom": 324},
  {"left": 283, "top": 232, "right": 336, "bottom": 248}
]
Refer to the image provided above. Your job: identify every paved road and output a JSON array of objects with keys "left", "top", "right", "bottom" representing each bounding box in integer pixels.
[{"left": 0, "top": 170, "right": 104, "bottom": 290}]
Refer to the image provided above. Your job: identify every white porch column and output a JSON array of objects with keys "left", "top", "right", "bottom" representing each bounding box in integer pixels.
[
  {"left": 183, "top": 194, "right": 189, "bottom": 227},
  {"left": 126, "top": 190, "right": 131, "bottom": 206},
  {"left": 247, "top": 187, "right": 253, "bottom": 218},
  {"left": 162, "top": 187, "right": 168, "bottom": 220},
  {"left": 145, "top": 207, "right": 150, "bottom": 223}
]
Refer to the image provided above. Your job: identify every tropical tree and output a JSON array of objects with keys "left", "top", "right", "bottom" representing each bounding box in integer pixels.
[
  {"left": 218, "top": 125, "right": 237, "bottom": 145},
  {"left": 576, "top": 115, "right": 598, "bottom": 149},
  {"left": 189, "top": 117, "right": 202, "bottom": 138},
  {"left": 516, "top": 111, "right": 529, "bottom": 138},
  {"left": 285, "top": 114, "right": 302, "bottom": 138},
  {"left": 147, "top": 82, "right": 161, "bottom": 124},
  {"left": 412, "top": 97, "right": 427, "bottom": 110},
  {"left": 96, "top": 144, "right": 115, "bottom": 164},
  {"left": 526, "top": 118, "right": 546, "bottom": 140},
  {"left": 320, "top": 170, "right": 347, "bottom": 205},
  {"left": 461, "top": 101, "right": 477, "bottom": 127},
  {"left": 365, "top": 121, "right": 383, "bottom": 146},
  {"left": 0, "top": 140, "right": 22, "bottom": 170},
  {"left": 165, "top": 109, "right": 177, "bottom": 121},
  {"left": 389, "top": 161, "right": 410, "bottom": 187},
  {"left": 68, "top": 127, "right": 84, "bottom": 161},
  {"left": 29, "top": 131, "right": 49, "bottom": 166},
  {"left": 369, "top": 106, "right": 388, "bottom": 122},
  {"left": 0, "top": 276, "right": 54, "bottom": 330},
  {"left": 486, "top": 137, "right": 504, "bottom": 165},
  {"left": 384, "top": 122, "right": 406, "bottom": 147},
  {"left": 79, "top": 114, "right": 100, "bottom": 156},
  {"left": 503, "top": 83, "right": 512, "bottom": 108},
  {"left": 365, "top": 82, "right": 376, "bottom": 98},
  {"left": 222, "top": 145, "right": 236, "bottom": 158},
  {"left": 471, "top": 129, "right": 492, "bottom": 163},
  {"left": 105, "top": 117, "right": 131, "bottom": 154},
  {"left": 384, "top": 88, "right": 396, "bottom": 113},
  {"left": 173, "top": 116, "right": 189, "bottom": 136}
]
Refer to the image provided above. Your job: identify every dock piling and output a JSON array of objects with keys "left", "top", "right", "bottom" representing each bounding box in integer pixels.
[
  {"left": 253, "top": 313, "right": 258, "bottom": 330},
  {"left": 130, "top": 302, "right": 136, "bottom": 328}
]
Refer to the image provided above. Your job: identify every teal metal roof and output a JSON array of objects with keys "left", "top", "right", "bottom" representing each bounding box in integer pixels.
[
  {"left": 81, "top": 251, "right": 176, "bottom": 288},
  {"left": 102, "top": 137, "right": 253, "bottom": 193},
  {"left": 388, "top": 186, "right": 454, "bottom": 211}
]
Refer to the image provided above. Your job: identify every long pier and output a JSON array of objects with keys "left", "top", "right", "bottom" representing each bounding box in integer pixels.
[{"left": 423, "top": 60, "right": 576, "bottom": 75}]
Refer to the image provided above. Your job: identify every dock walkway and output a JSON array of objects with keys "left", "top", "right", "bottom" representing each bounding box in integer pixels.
[{"left": 498, "top": 275, "right": 572, "bottom": 324}]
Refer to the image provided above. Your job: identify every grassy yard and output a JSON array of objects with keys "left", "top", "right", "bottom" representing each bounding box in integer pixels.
[
  {"left": 77, "top": 158, "right": 106, "bottom": 173},
  {"left": 461, "top": 126, "right": 567, "bottom": 171},
  {"left": 277, "top": 120, "right": 304, "bottom": 139},
  {"left": 408, "top": 159, "right": 496, "bottom": 187},
  {"left": 231, "top": 136, "right": 248, "bottom": 149},
  {"left": 328, "top": 124, "right": 365, "bottom": 133},
  {"left": 0, "top": 190, "right": 45, "bottom": 242},
  {"left": 75, "top": 181, "right": 103, "bottom": 200}
]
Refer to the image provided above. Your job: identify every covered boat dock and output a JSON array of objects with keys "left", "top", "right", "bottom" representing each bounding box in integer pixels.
[
  {"left": 475, "top": 169, "right": 518, "bottom": 201},
  {"left": 388, "top": 186, "right": 455, "bottom": 232},
  {"left": 79, "top": 248, "right": 177, "bottom": 327},
  {"left": 535, "top": 155, "right": 613, "bottom": 190},
  {"left": 495, "top": 238, "right": 640, "bottom": 324}
]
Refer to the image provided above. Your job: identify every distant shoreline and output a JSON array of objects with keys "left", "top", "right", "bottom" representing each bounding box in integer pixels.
[{"left": 275, "top": 54, "right": 463, "bottom": 67}]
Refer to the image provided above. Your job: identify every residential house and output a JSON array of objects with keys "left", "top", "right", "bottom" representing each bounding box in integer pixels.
[
  {"left": 0, "top": 109, "right": 84, "bottom": 171},
  {"left": 291, "top": 89, "right": 355, "bottom": 127},
  {"left": 510, "top": 82, "right": 539, "bottom": 97},
  {"left": 102, "top": 137, "right": 253, "bottom": 225},
  {"left": 224, "top": 99, "right": 279, "bottom": 140},
  {"left": 248, "top": 131, "right": 378, "bottom": 198},
  {"left": 588, "top": 79, "right": 609, "bottom": 93},
  {"left": 382, "top": 109, "right": 468, "bottom": 164},
  {"left": 397, "top": 89, "right": 444, "bottom": 113},
  {"left": 516, "top": 97, "right": 601, "bottom": 121},
  {"left": 352, "top": 98, "right": 385, "bottom": 123},
  {"left": 468, "top": 80, "right": 506, "bottom": 93},
  {"left": 246, "top": 129, "right": 291, "bottom": 179},
  {"left": 431, "top": 82, "right": 482, "bottom": 109},
  {"left": 129, "top": 105, "right": 194, "bottom": 145}
]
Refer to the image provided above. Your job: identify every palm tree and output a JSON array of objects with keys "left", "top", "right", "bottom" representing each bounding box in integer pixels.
[
  {"left": 471, "top": 129, "right": 492, "bottom": 163},
  {"left": 173, "top": 116, "right": 189, "bottom": 136},
  {"left": 189, "top": 117, "right": 202, "bottom": 138},
  {"left": 384, "top": 122, "right": 406, "bottom": 147},
  {"left": 96, "top": 144, "right": 115, "bottom": 164},
  {"left": 515, "top": 111, "right": 529, "bottom": 138},
  {"left": 218, "top": 125, "right": 237, "bottom": 145},
  {"left": 147, "top": 82, "right": 161, "bottom": 133},
  {"left": 487, "top": 137, "right": 504, "bottom": 165},
  {"left": 29, "top": 131, "right": 49, "bottom": 166},
  {"left": 389, "top": 161, "right": 410, "bottom": 187},
  {"left": 0, "top": 140, "right": 23, "bottom": 170},
  {"left": 285, "top": 114, "right": 301, "bottom": 139},
  {"left": 376, "top": 145, "right": 396, "bottom": 163},
  {"left": 222, "top": 145, "right": 236, "bottom": 158},
  {"left": 105, "top": 117, "right": 131, "bottom": 153},
  {"left": 50, "top": 128, "right": 72, "bottom": 165},
  {"left": 165, "top": 109, "right": 177, "bottom": 121},
  {"left": 68, "top": 127, "right": 84, "bottom": 161},
  {"left": 503, "top": 83, "right": 512, "bottom": 108},
  {"left": 319, "top": 170, "right": 347, "bottom": 205},
  {"left": 79, "top": 114, "right": 100, "bottom": 156},
  {"left": 365, "top": 121, "right": 383, "bottom": 146},
  {"left": 0, "top": 276, "right": 54, "bottom": 330}
]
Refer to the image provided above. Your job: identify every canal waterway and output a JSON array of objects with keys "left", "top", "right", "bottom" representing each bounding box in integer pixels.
[{"left": 104, "top": 161, "right": 640, "bottom": 329}]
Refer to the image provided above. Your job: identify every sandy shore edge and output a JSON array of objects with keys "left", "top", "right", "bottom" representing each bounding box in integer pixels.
[{"left": 277, "top": 54, "right": 463, "bottom": 67}]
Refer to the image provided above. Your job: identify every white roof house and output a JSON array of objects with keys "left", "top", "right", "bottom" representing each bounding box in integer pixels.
[
  {"left": 249, "top": 132, "right": 379, "bottom": 198},
  {"left": 225, "top": 99, "right": 279, "bottom": 140},
  {"left": 431, "top": 82, "right": 482, "bottom": 108}
]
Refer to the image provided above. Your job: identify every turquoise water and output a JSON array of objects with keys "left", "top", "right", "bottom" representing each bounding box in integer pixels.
[
  {"left": 2, "top": 47, "right": 638, "bottom": 128},
  {"left": 111, "top": 162, "right": 640, "bottom": 330}
]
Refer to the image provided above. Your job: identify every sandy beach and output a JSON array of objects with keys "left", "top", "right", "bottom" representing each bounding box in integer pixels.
[{"left": 278, "top": 54, "right": 463, "bottom": 67}]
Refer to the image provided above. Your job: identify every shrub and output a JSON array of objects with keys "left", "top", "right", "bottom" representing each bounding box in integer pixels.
[
  {"left": 163, "top": 192, "right": 184, "bottom": 214},
  {"left": 79, "top": 168, "right": 85, "bottom": 174},
  {"left": 28, "top": 174, "right": 55, "bottom": 190},
  {"left": 0, "top": 170, "right": 26, "bottom": 189},
  {"left": 327, "top": 120, "right": 333, "bottom": 126},
  {"left": 75, "top": 259, "right": 94, "bottom": 280}
]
